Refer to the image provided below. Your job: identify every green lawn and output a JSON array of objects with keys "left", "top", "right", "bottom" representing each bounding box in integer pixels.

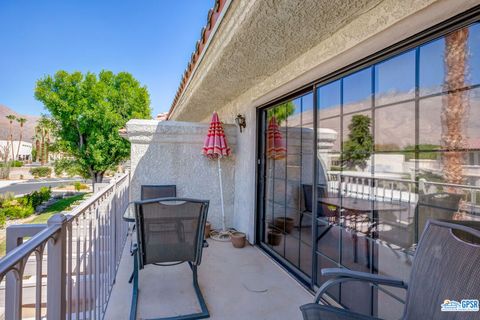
[
  {"left": 0, "top": 193, "right": 90, "bottom": 256},
  {"left": 28, "top": 193, "right": 89, "bottom": 224}
]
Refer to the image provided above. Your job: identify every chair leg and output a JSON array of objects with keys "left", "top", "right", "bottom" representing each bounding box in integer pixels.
[
  {"left": 136, "top": 263, "right": 210, "bottom": 320},
  {"left": 191, "top": 265, "right": 210, "bottom": 319},
  {"left": 130, "top": 250, "right": 139, "bottom": 320}
]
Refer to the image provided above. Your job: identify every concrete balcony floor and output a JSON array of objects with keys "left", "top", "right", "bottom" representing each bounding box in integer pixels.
[{"left": 105, "top": 238, "right": 313, "bottom": 320}]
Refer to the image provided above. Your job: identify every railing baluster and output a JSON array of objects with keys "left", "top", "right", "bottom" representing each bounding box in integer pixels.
[
  {"left": 35, "top": 249, "right": 43, "bottom": 320},
  {"left": 75, "top": 218, "right": 81, "bottom": 320},
  {"left": 1, "top": 173, "right": 130, "bottom": 320},
  {"left": 88, "top": 206, "right": 94, "bottom": 320},
  {"left": 66, "top": 222, "right": 72, "bottom": 320},
  {"left": 47, "top": 214, "right": 67, "bottom": 320}
]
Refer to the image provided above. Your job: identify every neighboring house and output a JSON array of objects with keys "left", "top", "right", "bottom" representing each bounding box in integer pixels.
[
  {"left": 125, "top": 1, "right": 480, "bottom": 318},
  {"left": 0, "top": 140, "right": 32, "bottom": 161}
]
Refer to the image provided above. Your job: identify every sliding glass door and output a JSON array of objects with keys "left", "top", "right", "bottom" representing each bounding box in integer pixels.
[{"left": 257, "top": 18, "right": 480, "bottom": 319}]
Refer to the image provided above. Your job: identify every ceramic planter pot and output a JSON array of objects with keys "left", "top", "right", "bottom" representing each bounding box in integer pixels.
[
  {"left": 230, "top": 231, "right": 246, "bottom": 248},
  {"left": 267, "top": 229, "right": 282, "bottom": 246},
  {"left": 205, "top": 221, "right": 211, "bottom": 238},
  {"left": 274, "top": 217, "right": 294, "bottom": 233}
]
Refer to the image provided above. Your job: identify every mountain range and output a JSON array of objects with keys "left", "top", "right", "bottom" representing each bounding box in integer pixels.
[{"left": 0, "top": 104, "right": 41, "bottom": 142}]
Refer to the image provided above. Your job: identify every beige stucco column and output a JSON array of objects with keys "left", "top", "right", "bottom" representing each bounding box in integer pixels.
[{"left": 126, "top": 119, "right": 237, "bottom": 233}]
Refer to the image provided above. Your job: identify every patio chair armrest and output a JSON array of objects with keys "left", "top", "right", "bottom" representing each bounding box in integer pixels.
[
  {"left": 314, "top": 268, "right": 407, "bottom": 303},
  {"left": 131, "top": 243, "right": 138, "bottom": 256}
]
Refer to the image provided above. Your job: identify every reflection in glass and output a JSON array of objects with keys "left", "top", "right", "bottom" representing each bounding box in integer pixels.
[
  {"left": 419, "top": 88, "right": 480, "bottom": 150},
  {"left": 260, "top": 20, "right": 480, "bottom": 320},
  {"left": 375, "top": 50, "right": 415, "bottom": 105},
  {"left": 342, "top": 112, "right": 373, "bottom": 171},
  {"left": 375, "top": 103, "right": 415, "bottom": 152},
  {"left": 343, "top": 68, "right": 372, "bottom": 113},
  {"left": 419, "top": 37, "right": 445, "bottom": 96},
  {"left": 264, "top": 93, "right": 314, "bottom": 274},
  {"left": 318, "top": 80, "right": 341, "bottom": 118}
]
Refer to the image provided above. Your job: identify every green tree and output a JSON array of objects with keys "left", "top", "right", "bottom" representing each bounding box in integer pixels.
[
  {"left": 35, "top": 70, "right": 151, "bottom": 182},
  {"left": 270, "top": 101, "right": 296, "bottom": 125},
  {"left": 342, "top": 114, "right": 373, "bottom": 170}
]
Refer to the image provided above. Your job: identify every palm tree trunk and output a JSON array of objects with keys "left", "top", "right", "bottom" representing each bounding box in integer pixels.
[
  {"left": 442, "top": 28, "right": 469, "bottom": 187},
  {"left": 8, "top": 122, "right": 14, "bottom": 161},
  {"left": 40, "top": 132, "right": 45, "bottom": 165},
  {"left": 16, "top": 122, "right": 25, "bottom": 161}
]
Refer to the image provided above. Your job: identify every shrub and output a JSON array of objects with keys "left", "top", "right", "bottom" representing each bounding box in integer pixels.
[
  {"left": 74, "top": 182, "right": 89, "bottom": 192},
  {"left": 0, "top": 212, "right": 5, "bottom": 227},
  {"left": 0, "top": 192, "right": 15, "bottom": 205},
  {"left": 25, "top": 187, "right": 51, "bottom": 208},
  {"left": 29, "top": 167, "right": 52, "bottom": 178},
  {"left": 0, "top": 205, "right": 34, "bottom": 219},
  {"left": 0, "top": 160, "right": 22, "bottom": 168},
  {"left": 0, "top": 165, "right": 10, "bottom": 179},
  {"left": 11, "top": 160, "right": 23, "bottom": 167}
]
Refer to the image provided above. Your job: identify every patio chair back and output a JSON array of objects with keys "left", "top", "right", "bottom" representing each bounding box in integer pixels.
[
  {"left": 303, "top": 184, "right": 337, "bottom": 218},
  {"left": 135, "top": 198, "right": 209, "bottom": 268},
  {"left": 141, "top": 184, "right": 176, "bottom": 200},
  {"left": 403, "top": 219, "right": 480, "bottom": 319},
  {"left": 302, "top": 184, "right": 326, "bottom": 213}
]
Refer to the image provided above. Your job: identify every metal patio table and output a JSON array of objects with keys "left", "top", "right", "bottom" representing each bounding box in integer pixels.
[{"left": 317, "top": 197, "right": 408, "bottom": 265}]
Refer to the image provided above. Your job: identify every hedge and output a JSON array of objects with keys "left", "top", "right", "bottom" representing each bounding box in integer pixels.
[{"left": 29, "top": 167, "right": 52, "bottom": 177}]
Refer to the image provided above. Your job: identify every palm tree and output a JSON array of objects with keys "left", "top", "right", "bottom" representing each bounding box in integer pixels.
[
  {"left": 34, "top": 116, "right": 53, "bottom": 165},
  {"left": 6, "top": 115, "right": 16, "bottom": 160},
  {"left": 442, "top": 27, "right": 469, "bottom": 187},
  {"left": 15, "top": 117, "right": 27, "bottom": 161}
]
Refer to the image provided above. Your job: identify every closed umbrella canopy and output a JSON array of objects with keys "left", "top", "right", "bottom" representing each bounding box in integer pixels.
[
  {"left": 267, "top": 116, "right": 286, "bottom": 160},
  {"left": 203, "top": 112, "right": 231, "bottom": 159}
]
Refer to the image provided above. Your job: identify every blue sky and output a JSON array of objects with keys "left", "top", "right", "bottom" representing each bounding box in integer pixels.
[{"left": 0, "top": 0, "right": 213, "bottom": 116}]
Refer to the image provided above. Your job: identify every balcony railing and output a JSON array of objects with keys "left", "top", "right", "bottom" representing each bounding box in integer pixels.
[
  {"left": 326, "top": 172, "right": 480, "bottom": 231},
  {"left": 0, "top": 172, "right": 130, "bottom": 320},
  {"left": 328, "top": 172, "right": 480, "bottom": 209}
]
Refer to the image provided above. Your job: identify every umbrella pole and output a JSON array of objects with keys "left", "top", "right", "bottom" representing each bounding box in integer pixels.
[
  {"left": 217, "top": 157, "right": 226, "bottom": 231},
  {"left": 210, "top": 157, "right": 231, "bottom": 241}
]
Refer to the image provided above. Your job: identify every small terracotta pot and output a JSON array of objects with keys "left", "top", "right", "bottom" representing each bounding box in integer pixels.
[
  {"left": 230, "top": 232, "right": 246, "bottom": 248},
  {"left": 267, "top": 230, "right": 282, "bottom": 246},
  {"left": 205, "top": 221, "right": 211, "bottom": 239},
  {"left": 274, "top": 217, "right": 295, "bottom": 233}
]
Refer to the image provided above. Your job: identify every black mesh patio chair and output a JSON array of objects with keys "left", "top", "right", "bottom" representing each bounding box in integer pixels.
[
  {"left": 300, "top": 219, "right": 480, "bottom": 320},
  {"left": 300, "top": 220, "right": 480, "bottom": 320},
  {"left": 128, "top": 185, "right": 177, "bottom": 274},
  {"left": 141, "top": 184, "right": 177, "bottom": 200},
  {"left": 130, "top": 198, "right": 210, "bottom": 320}
]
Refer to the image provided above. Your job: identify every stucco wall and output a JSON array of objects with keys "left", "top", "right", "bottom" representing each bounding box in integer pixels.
[{"left": 126, "top": 120, "right": 238, "bottom": 235}]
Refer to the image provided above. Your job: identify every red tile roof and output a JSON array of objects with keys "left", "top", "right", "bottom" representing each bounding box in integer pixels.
[{"left": 167, "top": 0, "right": 227, "bottom": 119}]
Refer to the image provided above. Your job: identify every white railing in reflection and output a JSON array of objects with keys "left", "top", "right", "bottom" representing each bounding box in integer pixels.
[
  {"left": 0, "top": 172, "right": 130, "bottom": 320},
  {"left": 327, "top": 172, "right": 480, "bottom": 215}
]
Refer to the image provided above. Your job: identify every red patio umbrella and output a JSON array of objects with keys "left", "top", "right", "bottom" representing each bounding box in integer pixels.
[
  {"left": 267, "top": 116, "right": 286, "bottom": 160},
  {"left": 203, "top": 112, "right": 231, "bottom": 240}
]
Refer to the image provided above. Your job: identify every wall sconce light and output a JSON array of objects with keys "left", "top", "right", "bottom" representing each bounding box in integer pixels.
[{"left": 235, "top": 114, "right": 246, "bottom": 133}]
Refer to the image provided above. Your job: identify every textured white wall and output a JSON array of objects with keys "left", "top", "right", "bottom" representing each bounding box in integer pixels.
[{"left": 126, "top": 120, "right": 238, "bottom": 233}]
